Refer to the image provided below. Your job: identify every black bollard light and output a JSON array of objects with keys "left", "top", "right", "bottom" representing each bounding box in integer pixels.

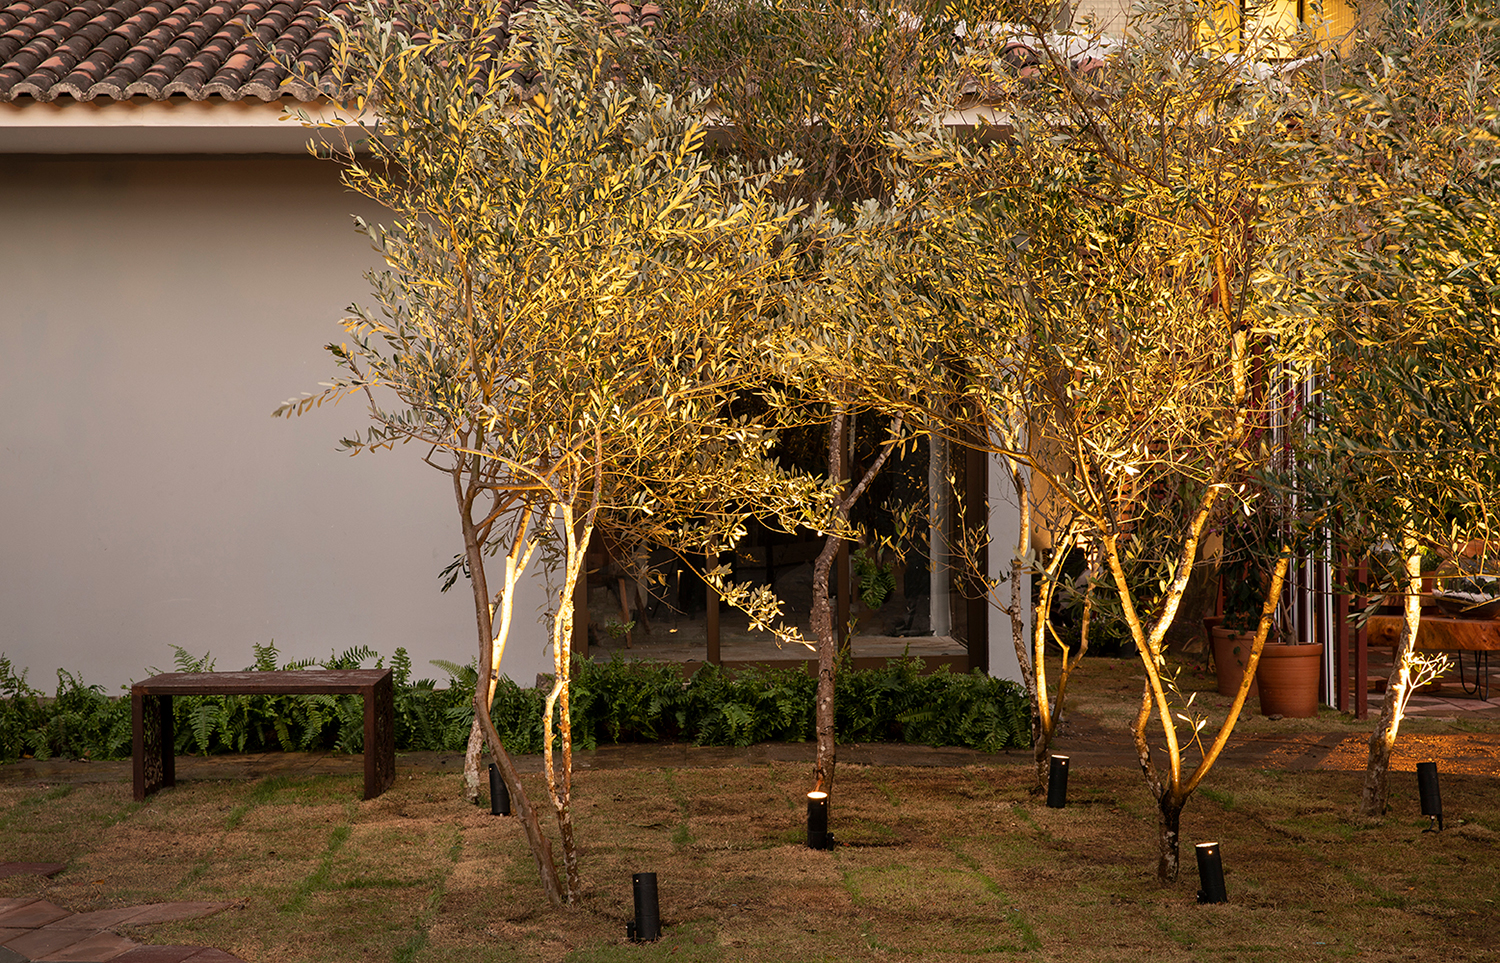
[
  {"left": 1417, "top": 761, "right": 1443, "bottom": 831},
  {"left": 1046, "top": 755, "right": 1070, "bottom": 809},
  {"left": 1195, "top": 842, "right": 1228, "bottom": 904},
  {"left": 807, "top": 791, "right": 831, "bottom": 850},
  {"left": 630, "top": 872, "right": 661, "bottom": 942},
  {"left": 488, "top": 763, "right": 510, "bottom": 816}
]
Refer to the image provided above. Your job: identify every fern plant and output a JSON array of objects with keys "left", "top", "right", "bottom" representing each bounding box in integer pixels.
[{"left": 0, "top": 647, "right": 1029, "bottom": 762}]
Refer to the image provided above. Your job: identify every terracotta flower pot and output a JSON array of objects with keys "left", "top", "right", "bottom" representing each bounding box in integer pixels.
[
  {"left": 1210, "top": 626, "right": 1258, "bottom": 698},
  {"left": 1257, "top": 642, "right": 1323, "bottom": 718}
]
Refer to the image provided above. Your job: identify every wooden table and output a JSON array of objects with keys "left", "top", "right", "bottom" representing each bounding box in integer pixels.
[
  {"left": 131, "top": 669, "right": 396, "bottom": 801},
  {"left": 1367, "top": 615, "right": 1500, "bottom": 699}
]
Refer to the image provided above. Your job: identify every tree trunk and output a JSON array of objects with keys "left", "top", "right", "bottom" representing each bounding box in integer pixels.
[
  {"left": 543, "top": 501, "right": 589, "bottom": 904},
  {"left": 463, "top": 716, "right": 484, "bottom": 805},
  {"left": 475, "top": 693, "right": 564, "bottom": 906},
  {"left": 1360, "top": 540, "right": 1423, "bottom": 817},
  {"left": 1029, "top": 526, "right": 1089, "bottom": 794},
  {"left": 809, "top": 408, "right": 903, "bottom": 795},
  {"left": 810, "top": 531, "right": 842, "bottom": 794},
  {"left": 454, "top": 462, "right": 565, "bottom": 906},
  {"left": 810, "top": 411, "right": 848, "bottom": 795},
  {"left": 1157, "top": 793, "right": 1184, "bottom": 884}
]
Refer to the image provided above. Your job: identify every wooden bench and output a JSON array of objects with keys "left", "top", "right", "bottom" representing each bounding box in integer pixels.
[
  {"left": 1367, "top": 615, "right": 1500, "bottom": 700},
  {"left": 132, "top": 669, "right": 396, "bottom": 802}
]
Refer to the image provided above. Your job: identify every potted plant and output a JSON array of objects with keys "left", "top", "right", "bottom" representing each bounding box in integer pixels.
[
  {"left": 1210, "top": 510, "right": 1270, "bottom": 698},
  {"left": 1212, "top": 506, "right": 1322, "bottom": 717},
  {"left": 1433, "top": 571, "right": 1500, "bottom": 620},
  {"left": 1211, "top": 568, "right": 1262, "bottom": 698}
]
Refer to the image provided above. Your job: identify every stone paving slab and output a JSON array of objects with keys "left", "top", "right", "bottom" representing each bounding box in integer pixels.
[
  {"left": 112, "top": 906, "right": 228, "bottom": 928},
  {"left": 1, "top": 929, "right": 92, "bottom": 961},
  {"left": 0, "top": 904, "right": 70, "bottom": 930},
  {"left": 109, "top": 948, "right": 204, "bottom": 963},
  {"left": 31, "top": 930, "right": 138, "bottom": 961},
  {"left": 49, "top": 909, "right": 150, "bottom": 932},
  {"left": 0, "top": 888, "right": 240, "bottom": 963}
]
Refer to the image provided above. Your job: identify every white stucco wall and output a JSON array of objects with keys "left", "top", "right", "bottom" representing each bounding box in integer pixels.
[{"left": 0, "top": 155, "right": 555, "bottom": 692}]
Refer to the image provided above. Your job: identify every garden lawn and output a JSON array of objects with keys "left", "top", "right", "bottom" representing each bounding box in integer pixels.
[{"left": 3, "top": 758, "right": 1498, "bottom": 963}]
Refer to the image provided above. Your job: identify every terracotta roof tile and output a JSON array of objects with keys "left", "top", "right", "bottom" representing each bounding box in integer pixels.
[
  {"left": 0, "top": 0, "right": 350, "bottom": 101},
  {"left": 1, "top": 0, "right": 668, "bottom": 103}
]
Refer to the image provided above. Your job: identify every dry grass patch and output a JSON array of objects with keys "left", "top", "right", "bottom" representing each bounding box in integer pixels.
[{"left": 2, "top": 754, "right": 1499, "bottom": 962}]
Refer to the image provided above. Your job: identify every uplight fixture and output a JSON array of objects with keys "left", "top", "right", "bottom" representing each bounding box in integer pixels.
[
  {"left": 488, "top": 763, "right": 510, "bottom": 816},
  {"left": 1417, "top": 761, "right": 1444, "bottom": 831},
  {"left": 1047, "top": 755, "right": 1070, "bottom": 809},
  {"left": 1195, "top": 842, "right": 1227, "bottom": 904},
  {"left": 628, "top": 872, "right": 661, "bottom": 942},
  {"left": 807, "top": 791, "right": 831, "bottom": 850}
]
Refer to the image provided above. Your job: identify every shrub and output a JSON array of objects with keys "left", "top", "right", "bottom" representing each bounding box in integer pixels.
[{"left": 0, "top": 647, "right": 1029, "bottom": 762}]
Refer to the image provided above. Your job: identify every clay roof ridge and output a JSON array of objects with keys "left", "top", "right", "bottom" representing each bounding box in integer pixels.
[
  {"left": 35, "top": 1, "right": 117, "bottom": 78},
  {"left": 0, "top": 2, "right": 39, "bottom": 37},
  {"left": 3, "top": 0, "right": 663, "bottom": 105},
  {"left": 162, "top": 0, "right": 254, "bottom": 96},
  {"left": 214, "top": 0, "right": 323, "bottom": 99},
  {"left": 286, "top": 0, "right": 339, "bottom": 90},
  {"left": 215, "top": 0, "right": 286, "bottom": 88}
]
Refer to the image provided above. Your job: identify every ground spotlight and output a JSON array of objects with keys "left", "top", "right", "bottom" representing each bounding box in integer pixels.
[
  {"left": 488, "top": 763, "right": 510, "bottom": 816},
  {"left": 1417, "top": 761, "right": 1443, "bottom": 831},
  {"left": 807, "top": 791, "right": 832, "bottom": 850},
  {"left": 1196, "top": 842, "right": 1227, "bottom": 904},
  {"left": 628, "top": 872, "right": 661, "bottom": 942},
  {"left": 1047, "top": 755, "right": 1070, "bottom": 809}
]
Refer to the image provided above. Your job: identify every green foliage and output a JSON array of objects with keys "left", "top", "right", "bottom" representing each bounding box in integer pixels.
[
  {"left": 568, "top": 658, "right": 685, "bottom": 746},
  {"left": 0, "top": 655, "right": 42, "bottom": 763},
  {"left": 505, "top": 655, "right": 1026, "bottom": 751},
  {"left": 851, "top": 546, "right": 897, "bottom": 610},
  {"left": 0, "top": 649, "right": 1028, "bottom": 762},
  {"left": 836, "top": 656, "right": 1029, "bottom": 751},
  {"left": 679, "top": 662, "right": 818, "bottom": 747},
  {"left": 0, "top": 659, "right": 131, "bottom": 763}
]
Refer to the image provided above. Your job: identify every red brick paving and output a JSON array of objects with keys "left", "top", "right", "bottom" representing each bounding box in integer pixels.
[
  {"left": 0, "top": 929, "right": 94, "bottom": 961},
  {"left": 30, "top": 931, "right": 137, "bottom": 961},
  {"left": 0, "top": 904, "right": 70, "bottom": 930},
  {"left": 0, "top": 880, "right": 241, "bottom": 963},
  {"left": 107, "top": 949, "right": 203, "bottom": 963}
]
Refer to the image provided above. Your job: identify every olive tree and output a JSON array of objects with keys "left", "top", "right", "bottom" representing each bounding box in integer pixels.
[
  {"left": 280, "top": 0, "right": 821, "bottom": 905},
  {"left": 1298, "top": 11, "right": 1500, "bottom": 815},
  {"left": 672, "top": 0, "right": 1025, "bottom": 795},
  {"left": 899, "top": 4, "right": 1324, "bottom": 881}
]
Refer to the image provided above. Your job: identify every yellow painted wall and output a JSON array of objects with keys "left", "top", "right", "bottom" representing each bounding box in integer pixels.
[{"left": 1206, "top": 0, "right": 1360, "bottom": 55}]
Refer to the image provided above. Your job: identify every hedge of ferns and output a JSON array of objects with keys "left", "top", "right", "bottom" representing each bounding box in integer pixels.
[{"left": 0, "top": 644, "right": 1028, "bottom": 763}]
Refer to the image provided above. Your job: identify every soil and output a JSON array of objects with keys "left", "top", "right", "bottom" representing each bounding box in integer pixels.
[{"left": 4, "top": 650, "right": 1500, "bottom": 962}]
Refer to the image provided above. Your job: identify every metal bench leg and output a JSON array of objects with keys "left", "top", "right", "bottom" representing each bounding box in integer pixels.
[{"left": 1456, "top": 651, "right": 1491, "bottom": 701}]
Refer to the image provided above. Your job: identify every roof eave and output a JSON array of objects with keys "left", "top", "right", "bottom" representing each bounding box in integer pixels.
[{"left": 0, "top": 96, "right": 367, "bottom": 153}]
